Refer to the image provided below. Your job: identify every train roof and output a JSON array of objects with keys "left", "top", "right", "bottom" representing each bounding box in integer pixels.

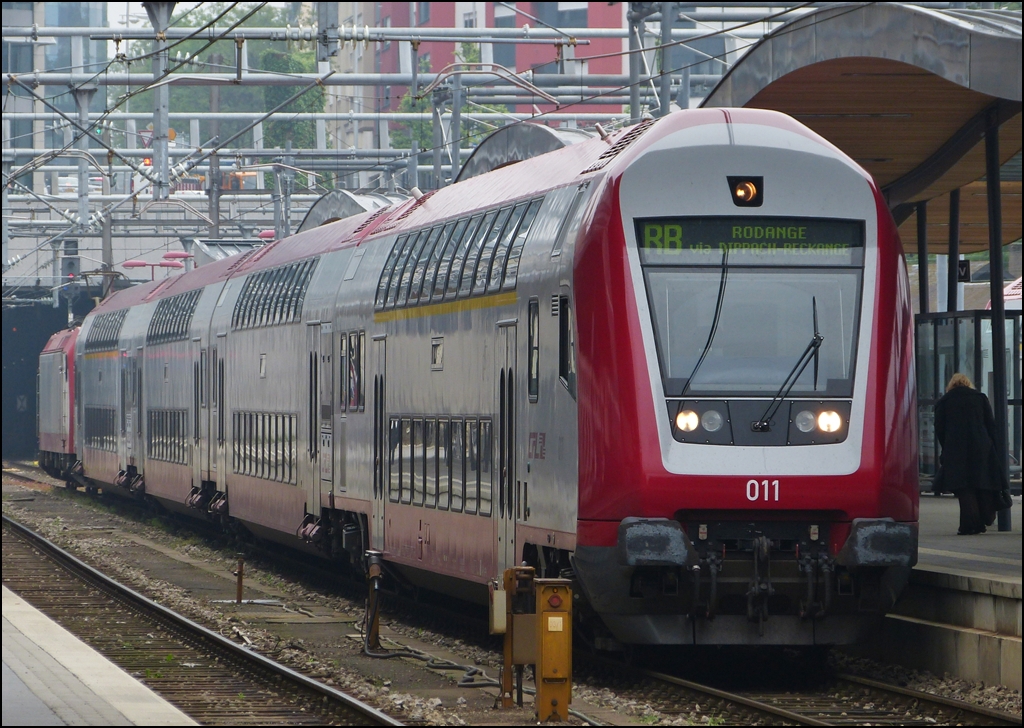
[
  {"left": 41, "top": 326, "right": 78, "bottom": 355},
  {"left": 92, "top": 108, "right": 859, "bottom": 314}
]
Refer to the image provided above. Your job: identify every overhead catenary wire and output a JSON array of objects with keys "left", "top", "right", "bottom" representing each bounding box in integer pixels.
[{"left": 4, "top": 2, "right": 854, "bottom": 291}]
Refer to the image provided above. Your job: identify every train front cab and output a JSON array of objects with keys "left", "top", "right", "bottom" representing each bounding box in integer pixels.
[
  {"left": 571, "top": 110, "right": 919, "bottom": 646},
  {"left": 38, "top": 327, "right": 79, "bottom": 480}
]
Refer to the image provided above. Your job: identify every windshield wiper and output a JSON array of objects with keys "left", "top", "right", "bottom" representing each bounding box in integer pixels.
[
  {"left": 678, "top": 248, "right": 729, "bottom": 398},
  {"left": 752, "top": 297, "right": 823, "bottom": 432}
]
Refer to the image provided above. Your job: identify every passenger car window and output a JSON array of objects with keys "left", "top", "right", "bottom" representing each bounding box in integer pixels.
[
  {"left": 487, "top": 202, "right": 528, "bottom": 293},
  {"left": 459, "top": 211, "right": 497, "bottom": 298},
  {"left": 502, "top": 198, "right": 544, "bottom": 291}
]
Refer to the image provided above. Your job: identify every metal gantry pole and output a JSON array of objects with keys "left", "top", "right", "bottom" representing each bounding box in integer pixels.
[
  {"left": 432, "top": 93, "right": 444, "bottom": 188},
  {"left": 659, "top": 2, "right": 674, "bottom": 116},
  {"left": 628, "top": 7, "right": 643, "bottom": 124},
  {"left": 209, "top": 52, "right": 223, "bottom": 238},
  {"left": 984, "top": 112, "right": 1011, "bottom": 532},
  {"left": 144, "top": 1, "right": 175, "bottom": 200},
  {"left": 450, "top": 73, "right": 463, "bottom": 181},
  {"left": 74, "top": 86, "right": 97, "bottom": 231}
]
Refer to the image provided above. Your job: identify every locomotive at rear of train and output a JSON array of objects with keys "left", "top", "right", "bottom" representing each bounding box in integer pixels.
[{"left": 38, "top": 108, "right": 919, "bottom": 646}]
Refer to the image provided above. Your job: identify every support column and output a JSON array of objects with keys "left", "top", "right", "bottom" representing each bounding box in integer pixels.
[
  {"left": 917, "top": 201, "right": 929, "bottom": 315},
  {"left": 658, "top": 2, "right": 673, "bottom": 117},
  {"left": 984, "top": 113, "right": 1010, "bottom": 532},
  {"left": 947, "top": 188, "right": 960, "bottom": 312}
]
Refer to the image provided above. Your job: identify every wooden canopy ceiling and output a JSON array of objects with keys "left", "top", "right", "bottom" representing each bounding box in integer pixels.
[{"left": 702, "top": 4, "right": 1022, "bottom": 254}]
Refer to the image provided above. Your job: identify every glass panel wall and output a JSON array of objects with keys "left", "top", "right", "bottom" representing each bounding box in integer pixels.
[{"left": 916, "top": 311, "right": 1022, "bottom": 489}]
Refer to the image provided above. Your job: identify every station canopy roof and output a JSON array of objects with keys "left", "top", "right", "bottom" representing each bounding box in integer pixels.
[{"left": 702, "top": 3, "right": 1021, "bottom": 254}]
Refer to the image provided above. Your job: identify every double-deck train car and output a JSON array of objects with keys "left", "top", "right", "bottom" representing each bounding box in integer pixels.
[{"left": 39, "top": 108, "right": 918, "bottom": 646}]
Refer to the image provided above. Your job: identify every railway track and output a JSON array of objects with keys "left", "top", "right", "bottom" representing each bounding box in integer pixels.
[
  {"left": 6, "top": 465, "right": 1021, "bottom": 726},
  {"left": 581, "top": 654, "right": 1022, "bottom": 726},
  {"left": 2, "top": 514, "right": 401, "bottom": 727}
]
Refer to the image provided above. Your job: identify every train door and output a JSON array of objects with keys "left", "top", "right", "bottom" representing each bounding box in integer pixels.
[
  {"left": 371, "top": 335, "right": 387, "bottom": 551},
  {"left": 319, "top": 323, "right": 335, "bottom": 504},
  {"left": 306, "top": 323, "right": 322, "bottom": 511},
  {"left": 120, "top": 348, "right": 134, "bottom": 466},
  {"left": 135, "top": 346, "right": 143, "bottom": 468},
  {"left": 61, "top": 351, "right": 70, "bottom": 448},
  {"left": 212, "top": 334, "right": 227, "bottom": 480},
  {"left": 496, "top": 323, "right": 518, "bottom": 573},
  {"left": 191, "top": 338, "right": 202, "bottom": 485}
]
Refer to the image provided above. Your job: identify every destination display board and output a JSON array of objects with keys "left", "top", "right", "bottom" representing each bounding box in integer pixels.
[{"left": 635, "top": 216, "right": 864, "bottom": 266}]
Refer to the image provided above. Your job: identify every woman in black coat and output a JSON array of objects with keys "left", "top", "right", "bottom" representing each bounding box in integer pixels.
[{"left": 934, "top": 373, "right": 1005, "bottom": 535}]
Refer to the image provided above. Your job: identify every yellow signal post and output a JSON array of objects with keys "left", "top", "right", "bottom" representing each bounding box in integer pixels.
[{"left": 535, "top": 578, "right": 572, "bottom": 722}]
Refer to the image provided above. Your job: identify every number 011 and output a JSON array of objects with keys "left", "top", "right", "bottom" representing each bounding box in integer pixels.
[{"left": 746, "top": 479, "right": 779, "bottom": 502}]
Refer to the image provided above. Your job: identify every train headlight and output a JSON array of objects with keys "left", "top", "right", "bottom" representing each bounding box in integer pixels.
[
  {"left": 817, "top": 410, "right": 843, "bottom": 433},
  {"left": 795, "top": 410, "right": 816, "bottom": 433},
  {"left": 701, "top": 409, "right": 724, "bottom": 433},
  {"left": 676, "top": 410, "right": 699, "bottom": 432}
]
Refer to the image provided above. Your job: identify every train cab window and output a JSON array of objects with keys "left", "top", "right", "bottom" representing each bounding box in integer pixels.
[
  {"left": 459, "top": 211, "right": 497, "bottom": 298},
  {"left": 447, "top": 215, "right": 483, "bottom": 300},
  {"left": 432, "top": 219, "right": 467, "bottom": 302},
  {"left": 376, "top": 235, "right": 408, "bottom": 310},
  {"left": 450, "top": 418, "right": 465, "bottom": 512},
  {"left": 479, "top": 419, "right": 492, "bottom": 517},
  {"left": 410, "top": 226, "right": 443, "bottom": 304},
  {"left": 424, "top": 418, "right": 437, "bottom": 508},
  {"left": 637, "top": 217, "right": 863, "bottom": 403},
  {"left": 487, "top": 202, "right": 528, "bottom": 293},
  {"left": 473, "top": 207, "right": 512, "bottom": 295},
  {"left": 388, "top": 417, "right": 401, "bottom": 502},
  {"left": 502, "top": 198, "right": 544, "bottom": 291},
  {"left": 559, "top": 295, "right": 577, "bottom": 399},
  {"left": 397, "top": 230, "right": 430, "bottom": 307},
  {"left": 437, "top": 419, "right": 450, "bottom": 510},
  {"left": 528, "top": 298, "right": 540, "bottom": 402},
  {"left": 386, "top": 235, "right": 417, "bottom": 309}
]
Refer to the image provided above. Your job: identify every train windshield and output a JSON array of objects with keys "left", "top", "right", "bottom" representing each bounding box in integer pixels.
[{"left": 636, "top": 217, "right": 864, "bottom": 398}]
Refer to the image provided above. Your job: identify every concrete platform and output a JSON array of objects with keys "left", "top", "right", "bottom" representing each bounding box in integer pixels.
[
  {"left": 867, "top": 494, "right": 1022, "bottom": 690},
  {"left": 2, "top": 586, "right": 197, "bottom": 726}
]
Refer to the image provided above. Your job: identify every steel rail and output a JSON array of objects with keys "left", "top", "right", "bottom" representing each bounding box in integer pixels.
[
  {"left": 1, "top": 514, "right": 402, "bottom": 727},
  {"left": 835, "top": 673, "right": 1023, "bottom": 726}
]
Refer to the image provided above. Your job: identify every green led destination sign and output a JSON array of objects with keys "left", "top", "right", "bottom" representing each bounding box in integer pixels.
[{"left": 636, "top": 216, "right": 864, "bottom": 266}]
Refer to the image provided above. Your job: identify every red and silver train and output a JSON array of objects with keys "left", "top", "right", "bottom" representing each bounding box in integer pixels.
[{"left": 38, "top": 108, "right": 918, "bottom": 646}]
